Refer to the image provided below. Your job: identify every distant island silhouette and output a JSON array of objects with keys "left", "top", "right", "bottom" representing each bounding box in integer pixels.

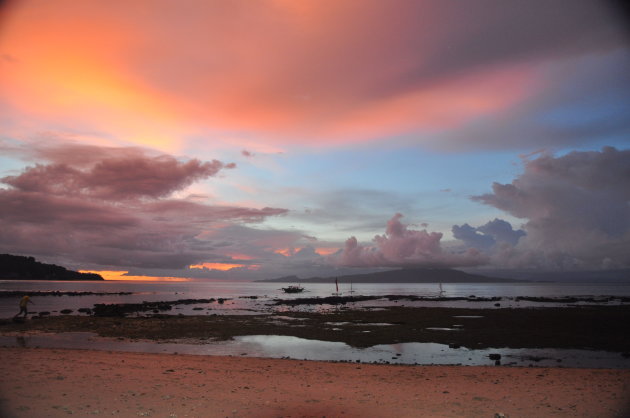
[
  {"left": 0, "top": 254, "right": 104, "bottom": 281},
  {"left": 257, "top": 268, "right": 521, "bottom": 284}
]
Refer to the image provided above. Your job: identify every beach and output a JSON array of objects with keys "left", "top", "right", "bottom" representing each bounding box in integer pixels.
[
  {"left": 1, "top": 304, "right": 630, "bottom": 416},
  {"left": 1, "top": 347, "right": 629, "bottom": 417}
]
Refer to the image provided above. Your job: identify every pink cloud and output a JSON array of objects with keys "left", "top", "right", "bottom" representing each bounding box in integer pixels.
[
  {"left": 2, "top": 148, "right": 233, "bottom": 200},
  {"left": 338, "top": 213, "right": 487, "bottom": 268},
  {"left": 0, "top": 144, "right": 286, "bottom": 270}
]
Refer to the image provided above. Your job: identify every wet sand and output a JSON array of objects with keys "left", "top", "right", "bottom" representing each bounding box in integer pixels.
[{"left": 1, "top": 347, "right": 629, "bottom": 417}]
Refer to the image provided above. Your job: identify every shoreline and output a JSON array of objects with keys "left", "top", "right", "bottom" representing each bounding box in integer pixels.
[{"left": 1, "top": 347, "right": 629, "bottom": 417}]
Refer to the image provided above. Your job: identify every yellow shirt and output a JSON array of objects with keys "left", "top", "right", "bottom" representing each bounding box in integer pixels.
[{"left": 19, "top": 296, "right": 30, "bottom": 308}]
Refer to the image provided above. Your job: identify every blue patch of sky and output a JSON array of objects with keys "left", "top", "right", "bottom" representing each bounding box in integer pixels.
[
  {"left": 271, "top": 146, "right": 521, "bottom": 197},
  {"left": 0, "top": 135, "right": 28, "bottom": 180},
  {"left": 235, "top": 145, "right": 525, "bottom": 241}
]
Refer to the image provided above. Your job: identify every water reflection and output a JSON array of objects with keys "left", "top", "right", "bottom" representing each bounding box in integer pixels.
[{"left": 2, "top": 333, "right": 628, "bottom": 369}]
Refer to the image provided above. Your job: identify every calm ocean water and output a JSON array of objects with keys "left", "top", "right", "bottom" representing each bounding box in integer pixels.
[{"left": 1, "top": 279, "right": 630, "bottom": 317}]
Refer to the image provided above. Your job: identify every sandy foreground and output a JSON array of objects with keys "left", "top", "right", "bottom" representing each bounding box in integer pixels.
[{"left": 0, "top": 347, "right": 628, "bottom": 417}]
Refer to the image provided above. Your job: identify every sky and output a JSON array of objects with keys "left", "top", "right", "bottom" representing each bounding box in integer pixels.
[{"left": 0, "top": 0, "right": 629, "bottom": 280}]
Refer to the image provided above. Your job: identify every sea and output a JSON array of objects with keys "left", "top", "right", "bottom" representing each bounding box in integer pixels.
[
  {"left": 2, "top": 280, "right": 630, "bottom": 368},
  {"left": 2, "top": 279, "right": 630, "bottom": 317}
]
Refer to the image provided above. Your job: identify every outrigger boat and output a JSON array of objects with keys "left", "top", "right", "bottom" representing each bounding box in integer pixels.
[{"left": 281, "top": 285, "right": 305, "bottom": 293}]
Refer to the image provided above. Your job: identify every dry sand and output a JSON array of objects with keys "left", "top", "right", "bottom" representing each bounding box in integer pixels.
[{"left": 1, "top": 347, "right": 629, "bottom": 417}]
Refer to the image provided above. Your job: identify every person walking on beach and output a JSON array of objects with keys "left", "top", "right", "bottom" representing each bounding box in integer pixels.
[{"left": 14, "top": 295, "right": 33, "bottom": 318}]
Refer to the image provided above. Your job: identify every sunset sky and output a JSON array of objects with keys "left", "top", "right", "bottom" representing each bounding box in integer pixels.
[{"left": 1, "top": 0, "right": 629, "bottom": 280}]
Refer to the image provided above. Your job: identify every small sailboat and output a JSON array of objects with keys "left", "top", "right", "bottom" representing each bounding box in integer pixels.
[
  {"left": 332, "top": 277, "right": 342, "bottom": 296},
  {"left": 347, "top": 280, "right": 356, "bottom": 295}
]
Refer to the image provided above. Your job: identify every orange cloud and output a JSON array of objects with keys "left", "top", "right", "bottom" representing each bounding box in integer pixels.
[
  {"left": 274, "top": 248, "right": 299, "bottom": 257},
  {"left": 80, "top": 270, "right": 190, "bottom": 282},
  {"left": 314, "top": 247, "right": 339, "bottom": 256},
  {"left": 0, "top": 0, "right": 558, "bottom": 150},
  {"left": 0, "top": 1, "right": 193, "bottom": 152}
]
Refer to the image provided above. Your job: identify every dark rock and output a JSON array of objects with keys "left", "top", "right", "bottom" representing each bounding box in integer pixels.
[
  {"left": 489, "top": 353, "right": 501, "bottom": 360},
  {"left": 77, "top": 308, "right": 92, "bottom": 314},
  {"left": 92, "top": 298, "right": 216, "bottom": 317},
  {"left": 60, "top": 309, "right": 73, "bottom": 314}
]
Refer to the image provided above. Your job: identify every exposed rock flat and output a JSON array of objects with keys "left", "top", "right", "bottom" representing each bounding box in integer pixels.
[{"left": 2, "top": 305, "right": 629, "bottom": 351}]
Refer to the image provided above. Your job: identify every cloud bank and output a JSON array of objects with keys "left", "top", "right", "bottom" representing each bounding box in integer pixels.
[
  {"left": 338, "top": 147, "right": 630, "bottom": 272},
  {"left": 337, "top": 213, "right": 486, "bottom": 268},
  {"left": 472, "top": 147, "right": 630, "bottom": 269},
  {"left": 0, "top": 143, "right": 287, "bottom": 271}
]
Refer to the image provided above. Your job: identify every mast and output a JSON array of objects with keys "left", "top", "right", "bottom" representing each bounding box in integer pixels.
[{"left": 333, "top": 277, "right": 341, "bottom": 296}]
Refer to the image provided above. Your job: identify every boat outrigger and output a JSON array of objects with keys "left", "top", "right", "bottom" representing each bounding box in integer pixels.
[{"left": 281, "top": 285, "right": 305, "bottom": 293}]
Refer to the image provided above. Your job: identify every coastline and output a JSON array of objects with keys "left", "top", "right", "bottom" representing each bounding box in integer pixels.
[{"left": 1, "top": 347, "right": 629, "bottom": 417}]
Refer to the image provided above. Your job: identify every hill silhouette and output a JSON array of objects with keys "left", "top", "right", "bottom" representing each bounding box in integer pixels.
[
  {"left": 258, "top": 268, "right": 520, "bottom": 284},
  {"left": 0, "top": 254, "right": 103, "bottom": 281}
]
